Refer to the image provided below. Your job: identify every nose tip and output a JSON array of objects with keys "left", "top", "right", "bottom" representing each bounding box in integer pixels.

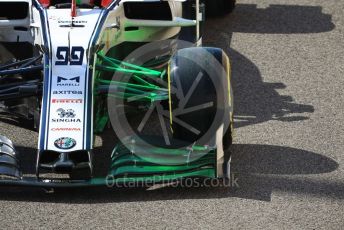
[{"left": 53, "top": 152, "right": 75, "bottom": 173}]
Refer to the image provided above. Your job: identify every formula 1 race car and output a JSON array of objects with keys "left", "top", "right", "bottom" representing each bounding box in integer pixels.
[{"left": 0, "top": 0, "right": 233, "bottom": 188}]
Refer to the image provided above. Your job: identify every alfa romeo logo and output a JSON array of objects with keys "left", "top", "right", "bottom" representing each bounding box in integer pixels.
[{"left": 54, "top": 137, "right": 76, "bottom": 150}]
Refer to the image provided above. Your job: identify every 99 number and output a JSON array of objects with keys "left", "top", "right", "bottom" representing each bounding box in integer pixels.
[{"left": 55, "top": 46, "right": 84, "bottom": 65}]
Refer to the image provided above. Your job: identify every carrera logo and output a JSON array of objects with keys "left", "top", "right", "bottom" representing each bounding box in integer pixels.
[
  {"left": 52, "top": 90, "right": 83, "bottom": 95},
  {"left": 51, "top": 128, "right": 81, "bottom": 131},
  {"left": 57, "top": 76, "right": 80, "bottom": 86},
  {"left": 54, "top": 137, "right": 76, "bottom": 150},
  {"left": 52, "top": 99, "right": 83, "bottom": 104}
]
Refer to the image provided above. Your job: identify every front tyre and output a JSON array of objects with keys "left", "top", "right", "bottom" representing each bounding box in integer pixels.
[{"left": 169, "top": 47, "right": 233, "bottom": 172}]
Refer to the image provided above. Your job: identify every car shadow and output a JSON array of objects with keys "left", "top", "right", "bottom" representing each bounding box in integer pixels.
[
  {"left": 208, "top": 4, "right": 335, "bottom": 34},
  {"left": 0, "top": 144, "right": 340, "bottom": 203},
  {"left": 229, "top": 144, "right": 341, "bottom": 201},
  {"left": 202, "top": 3, "right": 336, "bottom": 128},
  {"left": 229, "top": 48, "right": 314, "bottom": 128}
]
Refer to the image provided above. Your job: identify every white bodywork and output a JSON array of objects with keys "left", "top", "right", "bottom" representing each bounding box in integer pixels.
[{"left": 0, "top": 0, "right": 199, "bottom": 152}]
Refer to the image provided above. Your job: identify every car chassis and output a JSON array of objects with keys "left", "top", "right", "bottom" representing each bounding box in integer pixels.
[{"left": 0, "top": 0, "right": 233, "bottom": 188}]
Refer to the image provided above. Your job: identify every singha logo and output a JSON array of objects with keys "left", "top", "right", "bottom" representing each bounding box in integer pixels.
[{"left": 57, "top": 108, "right": 76, "bottom": 118}]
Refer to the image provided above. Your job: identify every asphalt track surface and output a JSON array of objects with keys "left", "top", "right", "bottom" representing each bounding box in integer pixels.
[{"left": 0, "top": 0, "right": 344, "bottom": 229}]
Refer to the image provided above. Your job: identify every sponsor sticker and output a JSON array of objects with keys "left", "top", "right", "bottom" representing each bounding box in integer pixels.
[
  {"left": 54, "top": 137, "right": 76, "bottom": 150},
  {"left": 52, "top": 99, "right": 83, "bottom": 103},
  {"left": 58, "top": 20, "right": 87, "bottom": 24},
  {"left": 57, "top": 108, "right": 76, "bottom": 118},
  {"left": 51, "top": 128, "right": 81, "bottom": 131},
  {"left": 57, "top": 76, "right": 80, "bottom": 86},
  {"left": 52, "top": 90, "right": 83, "bottom": 95},
  {"left": 52, "top": 108, "right": 81, "bottom": 123},
  {"left": 51, "top": 118, "right": 81, "bottom": 123}
]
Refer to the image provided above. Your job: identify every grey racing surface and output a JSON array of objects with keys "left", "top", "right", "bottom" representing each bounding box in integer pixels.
[{"left": 0, "top": 0, "right": 344, "bottom": 229}]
